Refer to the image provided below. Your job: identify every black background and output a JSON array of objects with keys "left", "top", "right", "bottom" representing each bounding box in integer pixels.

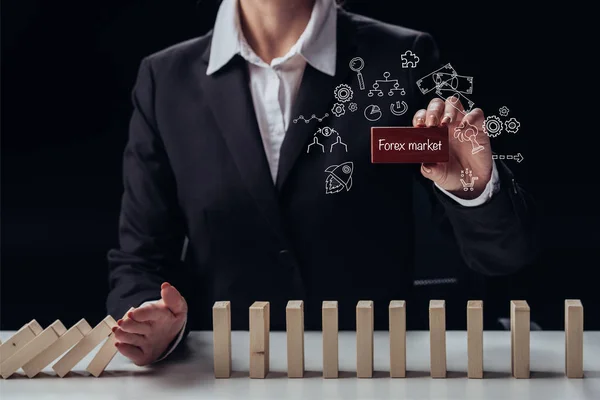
[{"left": 2, "top": 0, "right": 598, "bottom": 330}]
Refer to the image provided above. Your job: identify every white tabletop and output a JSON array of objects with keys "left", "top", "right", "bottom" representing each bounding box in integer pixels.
[{"left": 1, "top": 331, "right": 599, "bottom": 400}]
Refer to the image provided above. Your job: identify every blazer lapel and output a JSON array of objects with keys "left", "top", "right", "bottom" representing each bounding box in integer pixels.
[
  {"left": 199, "top": 54, "right": 288, "bottom": 246},
  {"left": 276, "top": 10, "right": 357, "bottom": 191}
]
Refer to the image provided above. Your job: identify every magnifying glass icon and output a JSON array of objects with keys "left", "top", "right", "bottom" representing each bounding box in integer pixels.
[{"left": 349, "top": 57, "right": 365, "bottom": 90}]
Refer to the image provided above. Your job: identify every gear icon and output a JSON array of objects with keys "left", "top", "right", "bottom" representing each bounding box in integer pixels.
[
  {"left": 499, "top": 106, "right": 510, "bottom": 117},
  {"left": 483, "top": 115, "right": 503, "bottom": 138},
  {"left": 504, "top": 117, "right": 520, "bottom": 134},
  {"left": 334, "top": 84, "right": 354, "bottom": 103},
  {"left": 349, "top": 102, "right": 358, "bottom": 112},
  {"left": 331, "top": 102, "right": 345, "bottom": 117}
]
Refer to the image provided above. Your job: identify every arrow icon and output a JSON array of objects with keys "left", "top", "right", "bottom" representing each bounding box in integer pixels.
[{"left": 492, "top": 153, "right": 524, "bottom": 163}]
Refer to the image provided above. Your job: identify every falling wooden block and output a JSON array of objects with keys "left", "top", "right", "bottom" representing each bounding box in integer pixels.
[
  {"left": 249, "top": 301, "right": 270, "bottom": 379},
  {"left": 565, "top": 299, "right": 584, "bottom": 378},
  {"left": 286, "top": 300, "right": 304, "bottom": 378},
  {"left": 1, "top": 320, "right": 67, "bottom": 379},
  {"left": 0, "top": 320, "right": 43, "bottom": 363},
  {"left": 356, "top": 300, "right": 374, "bottom": 378},
  {"left": 212, "top": 301, "right": 232, "bottom": 378},
  {"left": 86, "top": 334, "right": 118, "bottom": 377},
  {"left": 467, "top": 300, "right": 483, "bottom": 379},
  {"left": 22, "top": 319, "right": 92, "bottom": 378},
  {"left": 389, "top": 300, "right": 406, "bottom": 378},
  {"left": 511, "top": 300, "right": 530, "bottom": 379},
  {"left": 52, "top": 316, "right": 117, "bottom": 377},
  {"left": 322, "top": 301, "right": 338, "bottom": 379},
  {"left": 429, "top": 300, "right": 446, "bottom": 378}
]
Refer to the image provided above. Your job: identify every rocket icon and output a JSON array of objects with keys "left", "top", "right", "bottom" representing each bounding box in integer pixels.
[{"left": 324, "top": 162, "right": 354, "bottom": 194}]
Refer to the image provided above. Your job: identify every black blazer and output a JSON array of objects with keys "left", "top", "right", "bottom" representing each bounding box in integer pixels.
[{"left": 106, "top": 10, "right": 537, "bottom": 332}]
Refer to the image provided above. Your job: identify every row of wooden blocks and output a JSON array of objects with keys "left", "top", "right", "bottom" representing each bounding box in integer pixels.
[
  {"left": 0, "top": 316, "right": 118, "bottom": 378},
  {"left": 213, "top": 299, "right": 585, "bottom": 379}
]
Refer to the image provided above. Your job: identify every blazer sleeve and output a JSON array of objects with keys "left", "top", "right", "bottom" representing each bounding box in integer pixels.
[
  {"left": 106, "top": 58, "right": 189, "bottom": 321},
  {"left": 411, "top": 33, "right": 539, "bottom": 276}
]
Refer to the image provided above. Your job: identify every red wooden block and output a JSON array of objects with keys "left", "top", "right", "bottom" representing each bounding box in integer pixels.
[{"left": 371, "top": 126, "right": 449, "bottom": 163}]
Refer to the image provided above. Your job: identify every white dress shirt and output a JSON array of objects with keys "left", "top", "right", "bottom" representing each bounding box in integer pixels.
[{"left": 148, "top": 0, "right": 500, "bottom": 361}]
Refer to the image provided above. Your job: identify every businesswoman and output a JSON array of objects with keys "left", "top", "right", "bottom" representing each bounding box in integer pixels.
[{"left": 107, "top": 0, "right": 535, "bottom": 365}]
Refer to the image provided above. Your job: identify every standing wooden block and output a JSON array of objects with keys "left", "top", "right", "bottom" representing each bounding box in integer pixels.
[
  {"left": 52, "top": 316, "right": 117, "bottom": 377},
  {"left": 322, "top": 301, "right": 338, "bottom": 379},
  {"left": 565, "top": 299, "right": 584, "bottom": 378},
  {"left": 212, "top": 301, "right": 232, "bottom": 378},
  {"left": 249, "top": 301, "right": 270, "bottom": 379},
  {"left": 22, "top": 319, "right": 92, "bottom": 378},
  {"left": 356, "top": 300, "right": 374, "bottom": 378},
  {"left": 286, "top": 300, "right": 304, "bottom": 378},
  {"left": 510, "top": 300, "right": 530, "bottom": 379},
  {"left": 389, "top": 300, "right": 406, "bottom": 378},
  {"left": 467, "top": 300, "right": 483, "bottom": 379},
  {"left": 0, "top": 320, "right": 43, "bottom": 362},
  {"left": 86, "top": 334, "right": 118, "bottom": 377},
  {"left": 429, "top": 300, "right": 446, "bottom": 378},
  {"left": 1, "top": 320, "right": 67, "bottom": 378}
]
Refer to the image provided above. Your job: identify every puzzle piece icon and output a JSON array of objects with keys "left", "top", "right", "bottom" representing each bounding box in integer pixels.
[{"left": 401, "top": 50, "right": 420, "bottom": 68}]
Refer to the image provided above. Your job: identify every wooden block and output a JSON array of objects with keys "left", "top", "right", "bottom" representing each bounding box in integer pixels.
[
  {"left": 52, "top": 316, "right": 117, "bottom": 377},
  {"left": 212, "top": 301, "right": 232, "bottom": 378},
  {"left": 1, "top": 320, "right": 67, "bottom": 378},
  {"left": 322, "top": 301, "right": 338, "bottom": 379},
  {"left": 0, "top": 320, "right": 43, "bottom": 363},
  {"left": 565, "top": 299, "right": 584, "bottom": 378},
  {"left": 371, "top": 126, "right": 449, "bottom": 163},
  {"left": 286, "top": 300, "right": 304, "bottom": 378},
  {"left": 467, "top": 300, "right": 484, "bottom": 379},
  {"left": 22, "top": 319, "right": 92, "bottom": 378},
  {"left": 429, "top": 300, "right": 446, "bottom": 378},
  {"left": 356, "top": 300, "right": 374, "bottom": 378},
  {"left": 389, "top": 300, "right": 406, "bottom": 378},
  {"left": 249, "top": 301, "right": 270, "bottom": 379},
  {"left": 510, "top": 300, "right": 530, "bottom": 378},
  {"left": 86, "top": 334, "right": 118, "bottom": 377}
]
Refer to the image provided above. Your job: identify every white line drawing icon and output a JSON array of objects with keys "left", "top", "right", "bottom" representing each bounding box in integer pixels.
[
  {"left": 331, "top": 103, "right": 345, "bottom": 117},
  {"left": 319, "top": 126, "right": 335, "bottom": 137},
  {"left": 349, "top": 57, "right": 365, "bottom": 90},
  {"left": 325, "top": 161, "right": 354, "bottom": 194},
  {"left": 390, "top": 101, "right": 408, "bottom": 116},
  {"left": 334, "top": 84, "right": 354, "bottom": 103},
  {"left": 454, "top": 120, "right": 485, "bottom": 154},
  {"left": 416, "top": 63, "right": 458, "bottom": 94},
  {"left": 401, "top": 50, "right": 420, "bottom": 68},
  {"left": 483, "top": 115, "right": 503, "bottom": 138},
  {"left": 330, "top": 135, "right": 348, "bottom": 153},
  {"left": 436, "top": 88, "right": 475, "bottom": 114},
  {"left": 499, "top": 106, "right": 510, "bottom": 116},
  {"left": 416, "top": 63, "right": 474, "bottom": 114},
  {"left": 293, "top": 113, "right": 329, "bottom": 124},
  {"left": 364, "top": 105, "right": 382, "bottom": 122},
  {"left": 432, "top": 73, "right": 473, "bottom": 94},
  {"left": 307, "top": 127, "right": 347, "bottom": 154},
  {"left": 306, "top": 136, "right": 325, "bottom": 153},
  {"left": 460, "top": 168, "right": 479, "bottom": 191},
  {"left": 492, "top": 153, "right": 524, "bottom": 163},
  {"left": 349, "top": 102, "right": 358, "bottom": 112},
  {"left": 504, "top": 117, "right": 521, "bottom": 134},
  {"left": 368, "top": 72, "right": 405, "bottom": 97}
]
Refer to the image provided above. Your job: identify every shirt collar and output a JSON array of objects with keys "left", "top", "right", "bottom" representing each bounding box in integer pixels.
[{"left": 207, "top": 0, "right": 337, "bottom": 76}]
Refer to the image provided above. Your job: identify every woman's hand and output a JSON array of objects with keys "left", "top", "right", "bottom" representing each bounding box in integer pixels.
[
  {"left": 113, "top": 282, "right": 187, "bottom": 366},
  {"left": 413, "top": 97, "right": 492, "bottom": 199}
]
